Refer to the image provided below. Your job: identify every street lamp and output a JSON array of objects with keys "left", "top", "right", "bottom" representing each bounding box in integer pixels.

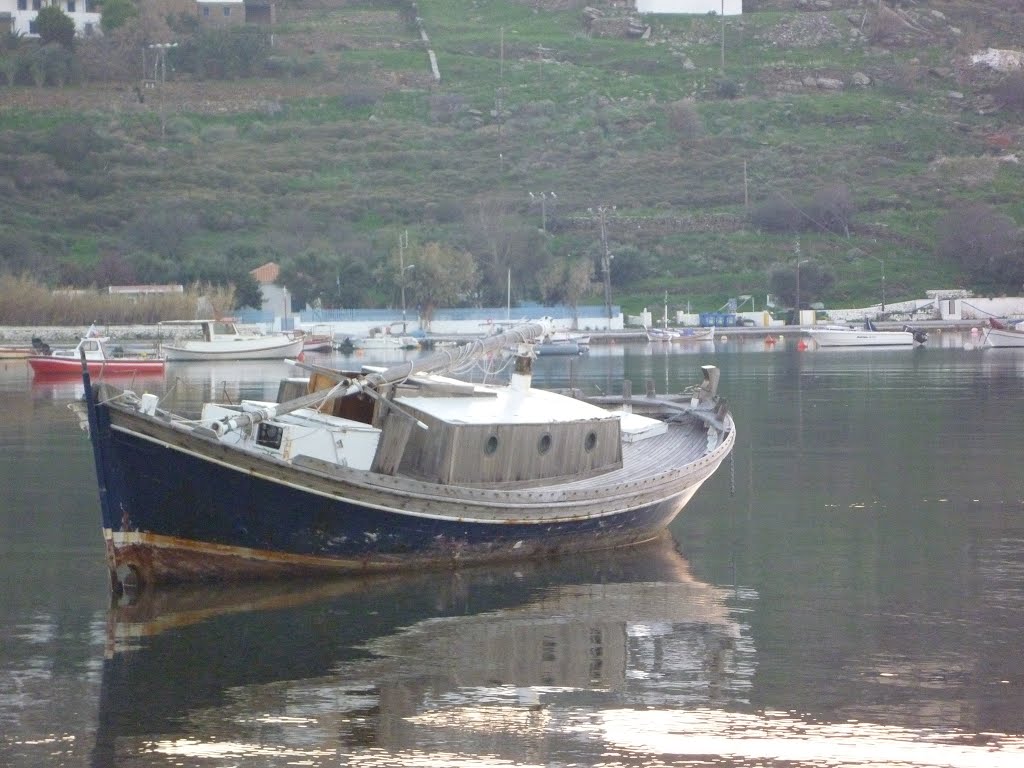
[
  {"left": 589, "top": 205, "right": 615, "bottom": 325},
  {"left": 795, "top": 258, "right": 810, "bottom": 326},
  {"left": 400, "top": 264, "right": 414, "bottom": 332},
  {"left": 398, "top": 230, "right": 415, "bottom": 332},
  {"left": 871, "top": 255, "right": 886, "bottom": 313},
  {"left": 528, "top": 191, "right": 556, "bottom": 232}
]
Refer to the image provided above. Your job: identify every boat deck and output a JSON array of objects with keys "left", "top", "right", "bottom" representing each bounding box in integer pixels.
[{"left": 552, "top": 414, "right": 727, "bottom": 493}]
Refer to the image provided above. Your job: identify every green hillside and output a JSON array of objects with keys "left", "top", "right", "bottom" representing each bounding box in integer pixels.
[{"left": 1, "top": 0, "right": 1022, "bottom": 317}]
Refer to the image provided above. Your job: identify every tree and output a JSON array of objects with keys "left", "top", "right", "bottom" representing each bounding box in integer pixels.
[
  {"left": 808, "top": 184, "right": 855, "bottom": 238},
  {"left": 403, "top": 242, "right": 477, "bottom": 329},
  {"left": 767, "top": 260, "right": 836, "bottom": 308},
  {"left": 35, "top": 6, "right": 75, "bottom": 50},
  {"left": 538, "top": 255, "right": 594, "bottom": 327},
  {"left": 936, "top": 203, "right": 1022, "bottom": 292},
  {"left": 100, "top": 0, "right": 139, "bottom": 35},
  {"left": 232, "top": 271, "right": 263, "bottom": 310},
  {"left": 278, "top": 247, "right": 338, "bottom": 310}
]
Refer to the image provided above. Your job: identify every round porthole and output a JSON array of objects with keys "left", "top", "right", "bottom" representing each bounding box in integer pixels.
[
  {"left": 484, "top": 435, "right": 499, "bottom": 455},
  {"left": 538, "top": 433, "right": 552, "bottom": 455},
  {"left": 584, "top": 431, "right": 597, "bottom": 452}
]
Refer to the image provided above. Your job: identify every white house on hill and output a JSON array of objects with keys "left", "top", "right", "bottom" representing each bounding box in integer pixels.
[
  {"left": 1, "top": 0, "right": 101, "bottom": 37},
  {"left": 635, "top": 0, "right": 742, "bottom": 14}
]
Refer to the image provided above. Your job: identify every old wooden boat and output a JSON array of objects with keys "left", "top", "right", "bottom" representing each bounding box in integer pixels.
[
  {"left": 81, "top": 319, "right": 735, "bottom": 591},
  {"left": 159, "top": 319, "right": 304, "bottom": 361},
  {"left": 28, "top": 336, "right": 165, "bottom": 377}
]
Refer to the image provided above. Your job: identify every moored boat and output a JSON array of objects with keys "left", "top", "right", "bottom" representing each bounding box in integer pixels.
[
  {"left": 159, "top": 319, "right": 304, "bottom": 361},
  {"left": 297, "top": 325, "right": 334, "bottom": 352},
  {"left": 805, "top": 319, "right": 927, "bottom": 347},
  {"left": 80, "top": 319, "right": 735, "bottom": 591},
  {"left": 647, "top": 326, "right": 716, "bottom": 343},
  {"left": 28, "top": 336, "right": 165, "bottom": 377},
  {"left": 347, "top": 325, "right": 421, "bottom": 350},
  {"left": 982, "top": 318, "right": 1024, "bottom": 348}
]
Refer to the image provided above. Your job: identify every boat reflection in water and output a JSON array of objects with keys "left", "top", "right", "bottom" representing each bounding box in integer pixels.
[{"left": 93, "top": 534, "right": 755, "bottom": 766}]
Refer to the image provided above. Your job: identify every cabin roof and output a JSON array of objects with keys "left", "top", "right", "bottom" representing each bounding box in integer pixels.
[{"left": 397, "top": 386, "right": 616, "bottom": 426}]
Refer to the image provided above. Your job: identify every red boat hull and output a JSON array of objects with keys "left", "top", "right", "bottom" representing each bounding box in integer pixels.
[{"left": 28, "top": 356, "right": 165, "bottom": 377}]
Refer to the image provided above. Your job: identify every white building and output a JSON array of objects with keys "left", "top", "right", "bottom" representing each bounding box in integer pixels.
[
  {"left": 2, "top": 0, "right": 101, "bottom": 37},
  {"left": 635, "top": 0, "right": 742, "bottom": 15}
]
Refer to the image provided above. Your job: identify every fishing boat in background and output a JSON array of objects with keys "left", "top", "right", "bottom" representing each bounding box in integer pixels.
[
  {"left": 647, "top": 326, "right": 716, "bottom": 343},
  {"left": 80, "top": 319, "right": 735, "bottom": 591},
  {"left": 297, "top": 325, "right": 334, "bottom": 353},
  {"left": 982, "top": 317, "right": 1024, "bottom": 348},
  {"left": 159, "top": 319, "right": 304, "bottom": 361},
  {"left": 336, "top": 324, "right": 421, "bottom": 351},
  {"left": 805, "top": 319, "right": 928, "bottom": 347},
  {"left": 28, "top": 335, "right": 165, "bottom": 377}
]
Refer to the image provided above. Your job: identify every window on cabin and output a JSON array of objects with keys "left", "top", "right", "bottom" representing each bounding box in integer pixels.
[
  {"left": 17, "top": 0, "right": 27, "bottom": 10},
  {"left": 31, "top": 0, "right": 41, "bottom": 10},
  {"left": 67, "top": 0, "right": 75, "bottom": 11},
  {"left": 202, "top": 6, "right": 210, "bottom": 16},
  {"left": 223, "top": 6, "right": 230, "bottom": 15}
]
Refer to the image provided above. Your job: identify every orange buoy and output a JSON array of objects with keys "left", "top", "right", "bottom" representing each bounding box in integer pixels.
[
  {"left": 796, "top": 339, "right": 808, "bottom": 351},
  {"left": 764, "top": 335, "right": 776, "bottom": 345}
]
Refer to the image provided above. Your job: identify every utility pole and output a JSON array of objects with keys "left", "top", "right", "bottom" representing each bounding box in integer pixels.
[
  {"left": 720, "top": 0, "right": 726, "bottom": 73},
  {"left": 398, "top": 230, "right": 412, "bottom": 333},
  {"left": 590, "top": 205, "right": 615, "bottom": 325},
  {"left": 145, "top": 42, "right": 177, "bottom": 139}
]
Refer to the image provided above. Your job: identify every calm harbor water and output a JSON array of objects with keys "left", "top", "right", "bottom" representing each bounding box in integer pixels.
[{"left": 1, "top": 331, "right": 1022, "bottom": 767}]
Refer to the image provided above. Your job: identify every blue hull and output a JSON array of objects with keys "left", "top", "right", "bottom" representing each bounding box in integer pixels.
[{"left": 88, "top": 393, "right": 693, "bottom": 585}]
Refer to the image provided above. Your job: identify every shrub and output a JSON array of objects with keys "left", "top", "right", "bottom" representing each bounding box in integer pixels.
[
  {"left": 36, "top": 6, "right": 75, "bottom": 50},
  {"left": 936, "top": 202, "right": 1022, "bottom": 292},
  {"left": 666, "top": 99, "right": 704, "bottom": 141},
  {"left": 993, "top": 73, "right": 1024, "bottom": 112}
]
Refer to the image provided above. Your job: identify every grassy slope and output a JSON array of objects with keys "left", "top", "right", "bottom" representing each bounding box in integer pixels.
[{"left": 0, "top": 0, "right": 1021, "bottom": 315}]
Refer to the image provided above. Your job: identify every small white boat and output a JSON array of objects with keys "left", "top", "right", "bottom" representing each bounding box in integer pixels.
[
  {"left": 805, "top": 320, "right": 927, "bottom": 348},
  {"left": 343, "top": 326, "right": 421, "bottom": 351},
  {"left": 159, "top": 320, "right": 304, "bottom": 361},
  {"left": 647, "top": 326, "right": 715, "bottom": 343},
  {"left": 982, "top": 318, "right": 1024, "bottom": 348}
]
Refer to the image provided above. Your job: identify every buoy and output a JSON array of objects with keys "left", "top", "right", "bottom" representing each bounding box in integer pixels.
[
  {"left": 764, "top": 335, "right": 776, "bottom": 345},
  {"left": 796, "top": 339, "right": 808, "bottom": 351}
]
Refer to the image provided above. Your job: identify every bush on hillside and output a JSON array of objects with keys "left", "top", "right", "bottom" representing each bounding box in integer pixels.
[
  {"left": 749, "top": 193, "right": 803, "bottom": 233},
  {"left": 172, "top": 26, "right": 271, "bottom": 80},
  {"left": 993, "top": 72, "right": 1024, "bottom": 112},
  {"left": 936, "top": 203, "right": 1022, "bottom": 293}
]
